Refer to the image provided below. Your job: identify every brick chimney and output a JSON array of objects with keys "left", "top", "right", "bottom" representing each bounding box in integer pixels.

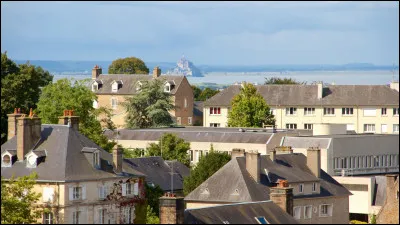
[
  {"left": 112, "top": 144, "right": 123, "bottom": 174},
  {"left": 92, "top": 65, "right": 102, "bottom": 80},
  {"left": 7, "top": 108, "right": 26, "bottom": 140},
  {"left": 58, "top": 110, "right": 79, "bottom": 130},
  {"left": 245, "top": 150, "right": 261, "bottom": 183},
  {"left": 317, "top": 81, "right": 323, "bottom": 99},
  {"left": 159, "top": 193, "right": 184, "bottom": 224},
  {"left": 307, "top": 147, "right": 321, "bottom": 178},
  {"left": 16, "top": 109, "right": 42, "bottom": 161},
  {"left": 269, "top": 149, "right": 276, "bottom": 162},
  {"left": 153, "top": 66, "right": 161, "bottom": 78},
  {"left": 269, "top": 179, "right": 294, "bottom": 216},
  {"left": 231, "top": 148, "right": 245, "bottom": 159}
]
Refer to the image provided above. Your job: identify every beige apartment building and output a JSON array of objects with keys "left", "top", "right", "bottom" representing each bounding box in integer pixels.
[
  {"left": 203, "top": 82, "right": 399, "bottom": 134},
  {"left": 1, "top": 110, "right": 146, "bottom": 224},
  {"left": 91, "top": 65, "right": 194, "bottom": 128}
]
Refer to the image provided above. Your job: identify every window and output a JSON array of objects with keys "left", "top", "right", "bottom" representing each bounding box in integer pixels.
[
  {"left": 304, "top": 124, "right": 313, "bottom": 130},
  {"left": 363, "top": 108, "right": 376, "bottom": 117},
  {"left": 43, "top": 187, "right": 54, "bottom": 203},
  {"left": 394, "top": 124, "right": 399, "bottom": 133},
  {"left": 364, "top": 124, "right": 375, "bottom": 133},
  {"left": 255, "top": 216, "right": 269, "bottom": 224},
  {"left": 126, "top": 183, "right": 133, "bottom": 195},
  {"left": 190, "top": 150, "right": 193, "bottom": 162},
  {"left": 72, "top": 211, "right": 80, "bottom": 224},
  {"left": 382, "top": 108, "right": 387, "bottom": 116},
  {"left": 136, "top": 82, "right": 142, "bottom": 92},
  {"left": 293, "top": 206, "right": 301, "bottom": 220},
  {"left": 98, "top": 186, "right": 107, "bottom": 199},
  {"left": 347, "top": 124, "right": 355, "bottom": 131},
  {"left": 286, "top": 107, "right": 297, "bottom": 115},
  {"left": 210, "top": 123, "right": 220, "bottom": 127},
  {"left": 381, "top": 124, "right": 388, "bottom": 133},
  {"left": 319, "top": 204, "right": 332, "bottom": 217},
  {"left": 73, "top": 187, "right": 82, "bottom": 200},
  {"left": 92, "top": 84, "right": 98, "bottom": 92},
  {"left": 299, "top": 184, "right": 304, "bottom": 193},
  {"left": 99, "top": 209, "right": 106, "bottom": 224},
  {"left": 342, "top": 108, "right": 353, "bottom": 115},
  {"left": 210, "top": 107, "right": 221, "bottom": 115},
  {"left": 188, "top": 117, "right": 192, "bottom": 125},
  {"left": 222, "top": 221, "right": 230, "bottom": 224},
  {"left": 164, "top": 84, "right": 171, "bottom": 92},
  {"left": 304, "top": 206, "right": 312, "bottom": 219},
  {"left": 93, "top": 100, "right": 98, "bottom": 109},
  {"left": 93, "top": 152, "right": 100, "bottom": 168},
  {"left": 324, "top": 107, "right": 335, "bottom": 115},
  {"left": 286, "top": 124, "right": 297, "bottom": 129},
  {"left": 270, "top": 108, "right": 277, "bottom": 116},
  {"left": 124, "top": 207, "right": 132, "bottom": 223},
  {"left": 43, "top": 212, "right": 53, "bottom": 224},
  {"left": 199, "top": 150, "right": 203, "bottom": 159},
  {"left": 111, "top": 98, "right": 118, "bottom": 110},
  {"left": 2, "top": 154, "right": 11, "bottom": 167},
  {"left": 304, "top": 107, "right": 315, "bottom": 116},
  {"left": 394, "top": 108, "right": 399, "bottom": 116},
  {"left": 111, "top": 82, "right": 118, "bottom": 92},
  {"left": 184, "top": 98, "right": 187, "bottom": 108},
  {"left": 312, "top": 182, "right": 317, "bottom": 192}
]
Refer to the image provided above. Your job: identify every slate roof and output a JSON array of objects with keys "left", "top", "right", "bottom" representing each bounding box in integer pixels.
[
  {"left": 1, "top": 125, "right": 145, "bottom": 181},
  {"left": 193, "top": 101, "right": 204, "bottom": 117},
  {"left": 204, "top": 84, "right": 399, "bottom": 107},
  {"left": 282, "top": 137, "right": 332, "bottom": 149},
  {"left": 184, "top": 154, "right": 351, "bottom": 203},
  {"left": 184, "top": 200, "right": 299, "bottom": 224},
  {"left": 373, "top": 176, "right": 387, "bottom": 206},
  {"left": 92, "top": 74, "right": 185, "bottom": 95},
  {"left": 123, "top": 156, "right": 189, "bottom": 192}
]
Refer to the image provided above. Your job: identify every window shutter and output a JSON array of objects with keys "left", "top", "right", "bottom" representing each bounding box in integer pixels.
[
  {"left": 69, "top": 187, "right": 74, "bottom": 201},
  {"left": 133, "top": 182, "right": 139, "bottom": 196},
  {"left": 82, "top": 185, "right": 86, "bottom": 200},
  {"left": 122, "top": 183, "right": 127, "bottom": 196},
  {"left": 328, "top": 205, "right": 333, "bottom": 216}
]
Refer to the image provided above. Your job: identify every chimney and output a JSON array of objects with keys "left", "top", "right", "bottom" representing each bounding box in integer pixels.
[
  {"left": 390, "top": 81, "right": 399, "bottom": 92},
  {"left": 307, "top": 147, "right": 321, "bottom": 178},
  {"left": 153, "top": 66, "right": 161, "bottom": 78},
  {"left": 58, "top": 110, "right": 79, "bottom": 131},
  {"left": 269, "top": 149, "right": 276, "bottom": 162},
  {"left": 92, "top": 65, "right": 102, "bottom": 80},
  {"left": 269, "top": 180, "right": 294, "bottom": 216},
  {"left": 159, "top": 193, "right": 184, "bottom": 224},
  {"left": 16, "top": 109, "right": 42, "bottom": 161},
  {"left": 245, "top": 150, "right": 261, "bottom": 183},
  {"left": 112, "top": 144, "right": 123, "bottom": 174},
  {"left": 231, "top": 148, "right": 245, "bottom": 159},
  {"left": 7, "top": 108, "right": 26, "bottom": 140},
  {"left": 317, "top": 82, "right": 323, "bottom": 99}
]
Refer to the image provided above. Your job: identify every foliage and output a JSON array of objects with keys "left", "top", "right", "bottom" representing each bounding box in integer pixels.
[
  {"left": 122, "top": 147, "right": 145, "bottom": 159},
  {"left": 264, "top": 77, "right": 306, "bottom": 85},
  {"left": 108, "top": 57, "right": 149, "bottom": 74},
  {"left": 36, "top": 78, "right": 116, "bottom": 152},
  {"left": 183, "top": 145, "right": 231, "bottom": 196},
  {"left": 350, "top": 220, "right": 367, "bottom": 224},
  {"left": 191, "top": 85, "right": 202, "bottom": 101},
  {"left": 146, "top": 133, "right": 191, "bottom": 167},
  {"left": 1, "top": 52, "right": 53, "bottom": 144},
  {"left": 123, "top": 79, "right": 175, "bottom": 129},
  {"left": 369, "top": 214, "right": 376, "bottom": 224},
  {"left": 133, "top": 201, "right": 147, "bottom": 224},
  {"left": 1, "top": 172, "right": 43, "bottom": 224},
  {"left": 145, "top": 183, "right": 164, "bottom": 216},
  {"left": 227, "top": 82, "right": 275, "bottom": 127},
  {"left": 146, "top": 205, "right": 160, "bottom": 224},
  {"left": 198, "top": 87, "right": 220, "bottom": 101}
]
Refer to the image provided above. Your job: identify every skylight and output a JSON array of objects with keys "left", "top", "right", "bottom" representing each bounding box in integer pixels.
[{"left": 255, "top": 216, "right": 269, "bottom": 224}]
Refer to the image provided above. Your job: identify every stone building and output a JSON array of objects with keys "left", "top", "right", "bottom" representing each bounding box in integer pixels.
[{"left": 376, "top": 174, "right": 399, "bottom": 224}]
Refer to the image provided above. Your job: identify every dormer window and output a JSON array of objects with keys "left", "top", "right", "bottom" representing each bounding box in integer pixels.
[
  {"left": 92, "top": 83, "right": 98, "bottom": 92},
  {"left": 25, "top": 150, "right": 47, "bottom": 168},
  {"left": 136, "top": 81, "right": 142, "bottom": 92},
  {"left": 2, "top": 154, "right": 11, "bottom": 167},
  {"left": 1, "top": 150, "right": 16, "bottom": 167},
  {"left": 164, "top": 81, "right": 175, "bottom": 93},
  {"left": 164, "top": 83, "right": 171, "bottom": 92},
  {"left": 93, "top": 151, "right": 100, "bottom": 169},
  {"left": 27, "top": 155, "right": 38, "bottom": 168},
  {"left": 111, "top": 80, "right": 123, "bottom": 93}
]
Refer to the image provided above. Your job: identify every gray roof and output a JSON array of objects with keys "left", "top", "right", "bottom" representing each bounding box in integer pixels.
[
  {"left": 93, "top": 74, "right": 185, "bottom": 95},
  {"left": 193, "top": 101, "right": 204, "bottom": 117},
  {"left": 123, "top": 156, "right": 189, "bottom": 192},
  {"left": 373, "top": 176, "right": 387, "bottom": 206},
  {"left": 185, "top": 154, "right": 351, "bottom": 203},
  {"left": 204, "top": 84, "right": 399, "bottom": 107},
  {"left": 184, "top": 200, "right": 299, "bottom": 224},
  {"left": 1, "top": 125, "right": 145, "bottom": 181},
  {"left": 282, "top": 137, "right": 332, "bottom": 149}
]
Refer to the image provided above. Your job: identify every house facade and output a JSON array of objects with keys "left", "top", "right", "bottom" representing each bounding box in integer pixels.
[{"left": 203, "top": 82, "right": 399, "bottom": 134}]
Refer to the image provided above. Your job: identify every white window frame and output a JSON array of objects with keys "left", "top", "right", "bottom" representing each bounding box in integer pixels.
[
  {"left": 93, "top": 100, "right": 98, "bottom": 109},
  {"left": 304, "top": 107, "right": 315, "bottom": 116},
  {"left": 286, "top": 107, "right": 297, "bottom": 116},
  {"left": 319, "top": 204, "right": 332, "bottom": 217},
  {"left": 293, "top": 206, "right": 301, "bottom": 220},
  {"left": 43, "top": 187, "right": 55, "bottom": 203},
  {"left": 270, "top": 108, "right": 277, "bottom": 116},
  {"left": 73, "top": 187, "right": 82, "bottom": 200},
  {"left": 381, "top": 124, "right": 388, "bottom": 133},
  {"left": 363, "top": 108, "right": 377, "bottom": 117},
  {"left": 124, "top": 207, "right": 132, "bottom": 224},
  {"left": 126, "top": 183, "right": 133, "bottom": 195},
  {"left": 312, "top": 182, "right": 317, "bottom": 192},
  {"left": 286, "top": 123, "right": 297, "bottom": 129},
  {"left": 363, "top": 124, "right": 375, "bottom": 133},
  {"left": 2, "top": 153, "right": 12, "bottom": 167},
  {"left": 210, "top": 123, "right": 220, "bottom": 127},
  {"left": 43, "top": 212, "right": 53, "bottom": 224},
  {"left": 299, "top": 183, "right": 304, "bottom": 193},
  {"left": 72, "top": 211, "right": 80, "bottom": 224},
  {"left": 184, "top": 98, "right": 187, "bottom": 108},
  {"left": 381, "top": 108, "right": 387, "bottom": 116},
  {"left": 111, "top": 82, "right": 118, "bottom": 93},
  {"left": 342, "top": 107, "right": 354, "bottom": 115},
  {"left": 304, "top": 124, "right": 313, "bottom": 130},
  {"left": 394, "top": 124, "right": 399, "bottom": 133},
  {"left": 99, "top": 208, "right": 106, "bottom": 224},
  {"left": 92, "top": 83, "right": 98, "bottom": 92},
  {"left": 164, "top": 84, "right": 171, "bottom": 92},
  {"left": 254, "top": 216, "right": 269, "bottom": 224},
  {"left": 93, "top": 151, "right": 100, "bottom": 168},
  {"left": 304, "top": 205, "right": 312, "bottom": 219},
  {"left": 210, "top": 107, "right": 221, "bottom": 115},
  {"left": 98, "top": 186, "right": 107, "bottom": 200},
  {"left": 323, "top": 107, "right": 335, "bottom": 115},
  {"left": 111, "top": 98, "right": 118, "bottom": 110},
  {"left": 394, "top": 108, "right": 399, "bottom": 116}
]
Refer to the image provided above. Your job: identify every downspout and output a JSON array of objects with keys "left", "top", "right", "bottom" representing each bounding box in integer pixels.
[{"left": 57, "top": 182, "right": 60, "bottom": 224}]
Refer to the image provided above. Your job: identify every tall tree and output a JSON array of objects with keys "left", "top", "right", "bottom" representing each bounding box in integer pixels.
[
  {"left": 108, "top": 57, "right": 149, "bottom": 74},
  {"left": 198, "top": 87, "right": 220, "bottom": 101},
  {"left": 145, "top": 183, "right": 164, "bottom": 216},
  {"left": 264, "top": 77, "right": 306, "bottom": 85},
  {"left": 191, "top": 85, "right": 202, "bottom": 101},
  {"left": 227, "top": 82, "right": 275, "bottom": 127},
  {"left": 146, "top": 133, "right": 191, "bottom": 167},
  {"left": 123, "top": 78, "right": 175, "bottom": 128},
  {"left": 36, "top": 78, "right": 116, "bottom": 152},
  {"left": 1, "top": 52, "right": 53, "bottom": 144},
  {"left": 183, "top": 145, "right": 231, "bottom": 196},
  {"left": 1, "top": 172, "right": 43, "bottom": 224}
]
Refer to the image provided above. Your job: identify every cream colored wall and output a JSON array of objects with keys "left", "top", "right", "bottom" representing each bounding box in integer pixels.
[
  {"left": 290, "top": 181, "right": 321, "bottom": 196},
  {"left": 203, "top": 107, "right": 229, "bottom": 127},
  {"left": 96, "top": 94, "right": 128, "bottom": 128},
  {"left": 185, "top": 202, "right": 224, "bottom": 209}
]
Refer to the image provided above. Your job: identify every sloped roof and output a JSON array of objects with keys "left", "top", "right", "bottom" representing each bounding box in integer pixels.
[
  {"left": 1, "top": 125, "right": 145, "bottom": 181},
  {"left": 184, "top": 200, "right": 299, "bottom": 224},
  {"left": 204, "top": 84, "right": 399, "bottom": 107},
  {"left": 282, "top": 136, "right": 332, "bottom": 149},
  {"left": 193, "top": 101, "right": 204, "bottom": 117}
]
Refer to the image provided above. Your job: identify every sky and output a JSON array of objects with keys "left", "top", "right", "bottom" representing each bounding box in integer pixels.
[{"left": 1, "top": 1, "right": 399, "bottom": 65}]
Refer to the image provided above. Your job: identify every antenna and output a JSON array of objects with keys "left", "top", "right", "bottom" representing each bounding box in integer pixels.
[{"left": 171, "top": 160, "right": 174, "bottom": 194}]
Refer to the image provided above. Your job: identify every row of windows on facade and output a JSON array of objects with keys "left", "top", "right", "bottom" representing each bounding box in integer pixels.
[
  {"left": 282, "top": 107, "right": 400, "bottom": 116},
  {"left": 94, "top": 97, "right": 189, "bottom": 110},
  {"left": 92, "top": 81, "right": 174, "bottom": 93},
  {"left": 293, "top": 204, "right": 333, "bottom": 220},
  {"left": 284, "top": 123, "right": 400, "bottom": 132},
  {"left": 333, "top": 154, "right": 399, "bottom": 170},
  {"left": 189, "top": 149, "right": 230, "bottom": 162}
]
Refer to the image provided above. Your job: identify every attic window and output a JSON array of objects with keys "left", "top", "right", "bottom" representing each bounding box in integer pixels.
[
  {"left": 27, "top": 155, "right": 38, "bottom": 168},
  {"left": 93, "top": 151, "right": 100, "bottom": 169},
  {"left": 255, "top": 217, "right": 269, "bottom": 224},
  {"left": 136, "top": 82, "right": 142, "bottom": 92},
  {"left": 2, "top": 154, "right": 11, "bottom": 167},
  {"left": 112, "top": 80, "right": 123, "bottom": 93},
  {"left": 92, "top": 83, "right": 98, "bottom": 92},
  {"left": 164, "top": 83, "right": 171, "bottom": 92},
  {"left": 222, "top": 221, "right": 230, "bottom": 224}
]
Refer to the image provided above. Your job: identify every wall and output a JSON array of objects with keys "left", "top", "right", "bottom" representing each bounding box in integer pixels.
[
  {"left": 290, "top": 147, "right": 329, "bottom": 176},
  {"left": 185, "top": 202, "right": 224, "bottom": 209},
  {"left": 289, "top": 181, "right": 321, "bottom": 196},
  {"left": 376, "top": 177, "right": 399, "bottom": 224},
  {"left": 173, "top": 77, "right": 194, "bottom": 125},
  {"left": 203, "top": 107, "right": 229, "bottom": 127}
]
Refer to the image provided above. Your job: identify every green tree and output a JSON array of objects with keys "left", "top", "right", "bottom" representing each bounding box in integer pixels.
[
  {"left": 146, "top": 205, "right": 160, "bottom": 224},
  {"left": 1, "top": 52, "right": 53, "bottom": 144},
  {"left": 145, "top": 183, "right": 164, "bottom": 216},
  {"left": 123, "top": 79, "right": 175, "bottom": 129},
  {"left": 191, "top": 85, "right": 202, "bottom": 101},
  {"left": 183, "top": 145, "right": 231, "bottom": 195},
  {"left": 264, "top": 77, "right": 306, "bottom": 85},
  {"left": 227, "top": 82, "right": 275, "bottom": 127},
  {"left": 146, "top": 133, "right": 190, "bottom": 167},
  {"left": 198, "top": 87, "right": 220, "bottom": 101},
  {"left": 108, "top": 57, "right": 149, "bottom": 74},
  {"left": 36, "top": 78, "right": 116, "bottom": 152},
  {"left": 122, "top": 147, "right": 145, "bottom": 158},
  {"left": 1, "top": 172, "right": 43, "bottom": 224}
]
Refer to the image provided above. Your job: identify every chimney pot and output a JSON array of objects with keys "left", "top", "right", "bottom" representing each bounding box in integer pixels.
[
  {"left": 245, "top": 150, "right": 261, "bottom": 183},
  {"left": 231, "top": 148, "right": 245, "bottom": 158},
  {"left": 270, "top": 181, "right": 293, "bottom": 216},
  {"left": 307, "top": 147, "right": 321, "bottom": 178},
  {"left": 269, "top": 149, "right": 276, "bottom": 162},
  {"left": 113, "top": 145, "right": 123, "bottom": 174}
]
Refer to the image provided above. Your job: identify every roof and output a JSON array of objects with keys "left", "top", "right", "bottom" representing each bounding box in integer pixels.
[
  {"left": 193, "top": 101, "right": 204, "bottom": 117},
  {"left": 373, "top": 176, "right": 387, "bottom": 206},
  {"left": 123, "top": 156, "right": 190, "bottom": 192},
  {"left": 1, "top": 125, "right": 145, "bottom": 181},
  {"left": 184, "top": 200, "right": 299, "bottom": 224},
  {"left": 185, "top": 154, "right": 351, "bottom": 203},
  {"left": 282, "top": 137, "right": 332, "bottom": 149},
  {"left": 92, "top": 74, "right": 185, "bottom": 95},
  {"left": 204, "top": 84, "right": 399, "bottom": 107}
]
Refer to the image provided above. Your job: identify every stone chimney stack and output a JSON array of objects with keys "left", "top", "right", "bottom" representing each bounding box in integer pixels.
[
  {"left": 269, "top": 149, "right": 276, "bottom": 162},
  {"left": 269, "top": 180, "right": 294, "bottom": 216},
  {"left": 307, "top": 147, "right": 321, "bottom": 178},
  {"left": 245, "top": 150, "right": 261, "bottom": 183},
  {"left": 317, "top": 82, "right": 323, "bottom": 99},
  {"left": 231, "top": 148, "right": 245, "bottom": 159},
  {"left": 92, "top": 65, "right": 102, "bottom": 80},
  {"left": 7, "top": 108, "right": 26, "bottom": 140},
  {"left": 390, "top": 81, "right": 399, "bottom": 92},
  {"left": 58, "top": 110, "right": 79, "bottom": 131},
  {"left": 159, "top": 193, "right": 184, "bottom": 224},
  {"left": 112, "top": 144, "right": 123, "bottom": 174},
  {"left": 16, "top": 109, "right": 42, "bottom": 161},
  {"left": 153, "top": 66, "right": 161, "bottom": 78}
]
